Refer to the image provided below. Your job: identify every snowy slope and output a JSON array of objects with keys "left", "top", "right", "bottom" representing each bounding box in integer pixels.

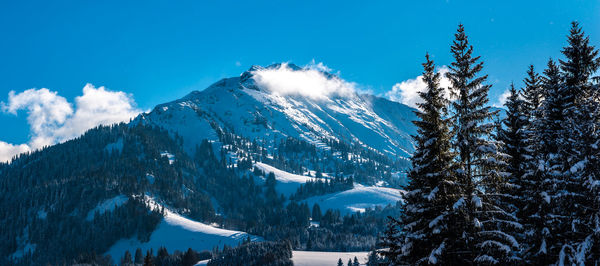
[
  {"left": 292, "top": 251, "right": 369, "bottom": 266},
  {"left": 254, "top": 162, "right": 403, "bottom": 214},
  {"left": 254, "top": 162, "right": 324, "bottom": 196},
  {"left": 303, "top": 184, "right": 404, "bottom": 216},
  {"left": 136, "top": 63, "right": 417, "bottom": 159},
  {"left": 86, "top": 195, "right": 129, "bottom": 221},
  {"left": 195, "top": 250, "right": 369, "bottom": 266},
  {"left": 106, "top": 196, "right": 261, "bottom": 260}
]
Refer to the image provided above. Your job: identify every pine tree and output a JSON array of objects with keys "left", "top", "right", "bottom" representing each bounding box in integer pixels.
[
  {"left": 523, "top": 59, "right": 566, "bottom": 264},
  {"left": 143, "top": 249, "right": 154, "bottom": 266},
  {"left": 391, "top": 53, "right": 455, "bottom": 264},
  {"left": 379, "top": 216, "right": 401, "bottom": 263},
  {"left": 556, "top": 21, "right": 600, "bottom": 264},
  {"left": 183, "top": 248, "right": 199, "bottom": 266},
  {"left": 312, "top": 203, "right": 322, "bottom": 222},
  {"left": 121, "top": 250, "right": 133, "bottom": 265},
  {"left": 498, "top": 83, "right": 529, "bottom": 204},
  {"left": 134, "top": 248, "right": 144, "bottom": 264},
  {"left": 446, "top": 24, "right": 520, "bottom": 264},
  {"left": 337, "top": 258, "right": 344, "bottom": 266},
  {"left": 497, "top": 84, "right": 531, "bottom": 261},
  {"left": 367, "top": 249, "right": 381, "bottom": 266},
  {"left": 522, "top": 65, "right": 544, "bottom": 117}
]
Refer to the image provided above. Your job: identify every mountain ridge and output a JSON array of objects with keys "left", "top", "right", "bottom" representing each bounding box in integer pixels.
[{"left": 137, "top": 63, "right": 417, "bottom": 161}]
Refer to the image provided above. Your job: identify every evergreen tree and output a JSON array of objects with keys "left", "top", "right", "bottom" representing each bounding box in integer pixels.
[
  {"left": 446, "top": 24, "right": 519, "bottom": 264},
  {"left": 183, "top": 248, "right": 199, "bottom": 266},
  {"left": 121, "top": 250, "right": 133, "bottom": 265},
  {"left": 556, "top": 21, "right": 600, "bottom": 264},
  {"left": 337, "top": 258, "right": 344, "bottom": 266},
  {"left": 312, "top": 203, "right": 322, "bottom": 222},
  {"left": 522, "top": 65, "right": 544, "bottom": 117},
  {"left": 156, "top": 247, "right": 169, "bottom": 265},
  {"left": 144, "top": 249, "right": 154, "bottom": 266},
  {"left": 391, "top": 53, "right": 454, "bottom": 265},
  {"left": 353, "top": 256, "right": 360, "bottom": 266},
  {"left": 135, "top": 248, "right": 144, "bottom": 264},
  {"left": 518, "top": 65, "right": 548, "bottom": 264},
  {"left": 498, "top": 84, "right": 531, "bottom": 261},
  {"left": 498, "top": 83, "right": 529, "bottom": 216},
  {"left": 379, "top": 216, "right": 401, "bottom": 263},
  {"left": 265, "top": 172, "right": 279, "bottom": 204},
  {"left": 367, "top": 249, "right": 381, "bottom": 266},
  {"left": 523, "top": 59, "right": 566, "bottom": 264}
]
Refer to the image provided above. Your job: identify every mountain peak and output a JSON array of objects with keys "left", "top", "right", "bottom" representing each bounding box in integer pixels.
[{"left": 241, "top": 63, "right": 304, "bottom": 82}]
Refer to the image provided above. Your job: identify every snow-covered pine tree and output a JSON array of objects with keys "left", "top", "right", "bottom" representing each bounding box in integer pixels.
[
  {"left": 379, "top": 216, "right": 401, "bottom": 263},
  {"left": 557, "top": 21, "right": 600, "bottom": 264},
  {"left": 512, "top": 64, "right": 553, "bottom": 264},
  {"left": 498, "top": 83, "right": 529, "bottom": 226},
  {"left": 522, "top": 65, "right": 544, "bottom": 118},
  {"left": 523, "top": 59, "right": 567, "bottom": 264},
  {"left": 445, "top": 24, "right": 520, "bottom": 264},
  {"left": 499, "top": 83, "right": 529, "bottom": 191},
  {"left": 389, "top": 53, "right": 455, "bottom": 265}
]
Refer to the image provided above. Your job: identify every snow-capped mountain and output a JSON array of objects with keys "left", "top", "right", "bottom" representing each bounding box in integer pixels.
[
  {"left": 137, "top": 63, "right": 417, "bottom": 159},
  {"left": 1, "top": 63, "right": 416, "bottom": 265}
]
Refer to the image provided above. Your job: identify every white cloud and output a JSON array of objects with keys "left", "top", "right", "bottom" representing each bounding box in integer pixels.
[
  {"left": 0, "top": 142, "right": 31, "bottom": 163},
  {"left": 235, "top": 61, "right": 242, "bottom": 67},
  {"left": 495, "top": 89, "right": 511, "bottom": 107},
  {"left": 385, "top": 66, "right": 451, "bottom": 108},
  {"left": 3, "top": 88, "right": 73, "bottom": 148},
  {"left": 307, "top": 59, "right": 332, "bottom": 73},
  {"left": 54, "top": 84, "right": 141, "bottom": 142},
  {"left": 0, "top": 84, "right": 142, "bottom": 162},
  {"left": 251, "top": 62, "right": 357, "bottom": 100}
]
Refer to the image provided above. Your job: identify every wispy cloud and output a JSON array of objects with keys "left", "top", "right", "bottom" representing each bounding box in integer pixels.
[
  {"left": 0, "top": 84, "right": 142, "bottom": 162},
  {"left": 494, "top": 89, "right": 511, "bottom": 107},
  {"left": 385, "top": 66, "right": 451, "bottom": 108}
]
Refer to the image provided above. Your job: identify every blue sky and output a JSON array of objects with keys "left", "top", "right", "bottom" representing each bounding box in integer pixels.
[{"left": 0, "top": 0, "right": 598, "bottom": 155}]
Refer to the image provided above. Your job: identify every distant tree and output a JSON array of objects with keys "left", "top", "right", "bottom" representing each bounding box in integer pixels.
[
  {"left": 182, "top": 248, "right": 199, "bottom": 266},
  {"left": 337, "top": 258, "right": 344, "bottom": 266},
  {"left": 379, "top": 216, "right": 401, "bottom": 263},
  {"left": 312, "top": 203, "right": 322, "bottom": 222},
  {"left": 156, "top": 247, "right": 169, "bottom": 265},
  {"left": 120, "top": 250, "right": 133, "bottom": 265},
  {"left": 366, "top": 249, "right": 381, "bottom": 266},
  {"left": 134, "top": 248, "right": 144, "bottom": 264},
  {"left": 144, "top": 250, "right": 154, "bottom": 266}
]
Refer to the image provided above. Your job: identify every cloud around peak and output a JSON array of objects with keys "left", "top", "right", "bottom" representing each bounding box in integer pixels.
[
  {"left": 0, "top": 84, "right": 143, "bottom": 162},
  {"left": 250, "top": 62, "right": 358, "bottom": 100}
]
